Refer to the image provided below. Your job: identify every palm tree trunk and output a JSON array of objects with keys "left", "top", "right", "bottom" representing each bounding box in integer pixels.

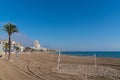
[{"left": 8, "top": 35, "right": 11, "bottom": 60}]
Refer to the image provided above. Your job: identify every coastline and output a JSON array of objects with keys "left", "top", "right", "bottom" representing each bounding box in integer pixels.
[{"left": 57, "top": 51, "right": 120, "bottom": 59}]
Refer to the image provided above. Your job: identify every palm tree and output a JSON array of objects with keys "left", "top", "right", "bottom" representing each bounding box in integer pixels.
[{"left": 3, "top": 23, "right": 18, "bottom": 60}]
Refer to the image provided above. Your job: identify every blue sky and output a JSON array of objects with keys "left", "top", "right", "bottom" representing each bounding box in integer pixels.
[{"left": 0, "top": 0, "right": 120, "bottom": 51}]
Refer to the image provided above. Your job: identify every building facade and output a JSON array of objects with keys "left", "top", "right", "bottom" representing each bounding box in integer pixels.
[{"left": 0, "top": 40, "right": 24, "bottom": 55}]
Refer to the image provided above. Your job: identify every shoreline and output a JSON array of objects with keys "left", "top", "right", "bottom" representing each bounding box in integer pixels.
[
  {"left": 53, "top": 51, "right": 120, "bottom": 59},
  {"left": 54, "top": 51, "right": 120, "bottom": 59}
]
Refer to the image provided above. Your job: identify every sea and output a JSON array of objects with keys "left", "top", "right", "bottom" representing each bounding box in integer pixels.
[{"left": 58, "top": 51, "right": 120, "bottom": 58}]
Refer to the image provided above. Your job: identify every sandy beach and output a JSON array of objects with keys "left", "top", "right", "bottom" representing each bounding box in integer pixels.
[{"left": 0, "top": 52, "right": 120, "bottom": 80}]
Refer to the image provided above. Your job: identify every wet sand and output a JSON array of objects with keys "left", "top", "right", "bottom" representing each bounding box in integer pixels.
[{"left": 0, "top": 52, "right": 120, "bottom": 80}]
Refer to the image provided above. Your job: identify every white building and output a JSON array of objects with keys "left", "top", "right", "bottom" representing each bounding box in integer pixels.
[
  {"left": 34, "top": 40, "right": 41, "bottom": 49},
  {"left": 34, "top": 40, "right": 48, "bottom": 51},
  {"left": 0, "top": 40, "right": 25, "bottom": 54}
]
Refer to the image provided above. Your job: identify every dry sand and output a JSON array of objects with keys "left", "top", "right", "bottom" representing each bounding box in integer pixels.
[{"left": 0, "top": 51, "right": 119, "bottom": 80}]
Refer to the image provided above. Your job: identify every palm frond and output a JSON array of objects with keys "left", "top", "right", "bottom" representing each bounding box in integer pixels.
[{"left": 3, "top": 23, "right": 19, "bottom": 36}]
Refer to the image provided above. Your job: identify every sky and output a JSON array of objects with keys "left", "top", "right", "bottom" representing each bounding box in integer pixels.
[{"left": 0, "top": 0, "right": 120, "bottom": 51}]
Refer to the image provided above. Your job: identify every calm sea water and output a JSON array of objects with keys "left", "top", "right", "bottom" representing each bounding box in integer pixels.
[{"left": 59, "top": 51, "right": 120, "bottom": 58}]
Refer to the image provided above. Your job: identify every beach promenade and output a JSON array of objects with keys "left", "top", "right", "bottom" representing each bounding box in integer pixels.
[{"left": 0, "top": 52, "right": 119, "bottom": 80}]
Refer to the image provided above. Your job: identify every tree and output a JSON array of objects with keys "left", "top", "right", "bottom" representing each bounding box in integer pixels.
[
  {"left": 4, "top": 42, "right": 9, "bottom": 55},
  {"left": 16, "top": 47, "right": 20, "bottom": 52},
  {"left": 25, "top": 47, "right": 31, "bottom": 52},
  {"left": 3, "top": 23, "right": 18, "bottom": 60}
]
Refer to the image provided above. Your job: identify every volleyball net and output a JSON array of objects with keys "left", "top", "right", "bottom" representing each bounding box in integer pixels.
[{"left": 57, "top": 51, "right": 97, "bottom": 70}]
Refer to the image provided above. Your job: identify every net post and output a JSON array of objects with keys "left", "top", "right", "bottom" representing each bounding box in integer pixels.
[{"left": 57, "top": 50, "right": 61, "bottom": 70}]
